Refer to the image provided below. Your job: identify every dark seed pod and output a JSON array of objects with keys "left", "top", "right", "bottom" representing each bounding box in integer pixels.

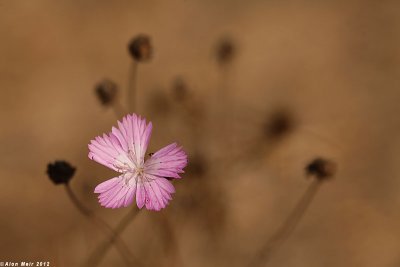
[
  {"left": 306, "top": 158, "right": 337, "bottom": 180},
  {"left": 95, "top": 79, "right": 118, "bottom": 106},
  {"left": 47, "top": 160, "right": 76, "bottom": 185},
  {"left": 128, "top": 34, "right": 153, "bottom": 62},
  {"left": 263, "top": 109, "right": 295, "bottom": 141},
  {"left": 215, "top": 37, "right": 235, "bottom": 65}
]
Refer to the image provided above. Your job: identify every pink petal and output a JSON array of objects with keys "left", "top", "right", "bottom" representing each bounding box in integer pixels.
[
  {"left": 95, "top": 176, "right": 136, "bottom": 209},
  {"left": 136, "top": 183, "right": 146, "bottom": 209},
  {"left": 154, "top": 176, "right": 176, "bottom": 194},
  {"left": 100, "top": 184, "right": 125, "bottom": 208},
  {"left": 144, "top": 182, "right": 161, "bottom": 211},
  {"left": 94, "top": 177, "right": 120, "bottom": 193},
  {"left": 144, "top": 143, "right": 188, "bottom": 180},
  {"left": 122, "top": 114, "right": 152, "bottom": 165},
  {"left": 123, "top": 186, "right": 136, "bottom": 207},
  {"left": 149, "top": 180, "right": 169, "bottom": 209},
  {"left": 88, "top": 134, "right": 131, "bottom": 172},
  {"left": 88, "top": 113, "right": 152, "bottom": 171}
]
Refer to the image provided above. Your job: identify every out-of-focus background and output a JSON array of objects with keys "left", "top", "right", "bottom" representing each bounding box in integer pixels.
[{"left": 1, "top": 0, "right": 400, "bottom": 266}]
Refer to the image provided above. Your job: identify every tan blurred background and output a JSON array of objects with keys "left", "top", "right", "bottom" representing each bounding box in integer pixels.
[{"left": 1, "top": 0, "right": 400, "bottom": 266}]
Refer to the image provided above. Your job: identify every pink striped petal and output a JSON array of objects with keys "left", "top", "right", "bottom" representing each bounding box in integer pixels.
[
  {"left": 155, "top": 177, "right": 176, "bottom": 194},
  {"left": 136, "top": 183, "right": 146, "bottom": 209},
  {"left": 144, "top": 182, "right": 160, "bottom": 211},
  {"left": 88, "top": 113, "right": 152, "bottom": 171},
  {"left": 144, "top": 143, "right": 188, "bottom": 179},
  {"left": 94, "top": 177, "right": 120, "bottom": 193},
  {"left": 120, "top": 114, "right": 152, "bottom": 165},
  {"left": 94, "top": 175, "right": 136, "bottom": 209},
  {"left": 88, "top": 133, "right": 133, "bottom": 172}
]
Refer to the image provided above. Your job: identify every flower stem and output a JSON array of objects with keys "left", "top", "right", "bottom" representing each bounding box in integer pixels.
[
  {"left": 64, "top": 184, "right": 135, "bottom": 266},
  {"left": 156, "top": 213, "right": 183, "bottom": 267},
  {"left": 65, "top": 183, "right": 92, "bottom": 216},
  {"left": 248, "top": 178, "right": 322, "bottom": 267},
  {"left": 83, "top": 206, "right": 141, "bottom": 267},
  {"left": 127, "top": 61, "right": 138, "bottom": 112}
]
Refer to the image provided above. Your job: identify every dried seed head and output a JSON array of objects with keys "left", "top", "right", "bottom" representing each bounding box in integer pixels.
[
  {"left": 306, "top": 158, "right": 337, "bottom": 180},
  {"left": 95, "top": 79, "right": 118, "bottom": 106},
  {"left": 47, "top": 160, "right": 76, "bottom": 185},
  {"left": 215, "top": 37, "right": 235, "bottom": 65},
  {"left": 128, "top": 34, "right": 152, "bottom": 62},
  {"left": 172, "top": 77, "right": 188, "bottom": 102},
  {"left": 263, "top": 109, "right": 295, "bottom": 141}
]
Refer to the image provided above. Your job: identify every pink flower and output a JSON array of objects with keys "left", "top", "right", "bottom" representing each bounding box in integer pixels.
[{"left": 88, "top": 114, "right": 188, "bottom": 210}]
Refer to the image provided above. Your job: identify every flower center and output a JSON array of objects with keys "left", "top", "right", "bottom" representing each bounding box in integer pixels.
[
  {"left": 135, "top": 166, "right": 144, "bottom": 176},
  {"left": 122, "top": 165, "right": 146, "bottom": 187}
]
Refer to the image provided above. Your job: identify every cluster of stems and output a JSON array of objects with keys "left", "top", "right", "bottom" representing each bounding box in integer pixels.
[{"left": 54, "top": 35, "right": 337, "bottom": 267}]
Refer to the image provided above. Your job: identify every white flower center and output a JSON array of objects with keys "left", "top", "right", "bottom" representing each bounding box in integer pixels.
[{"left": 115, "top": 150, "right": 153, "bottom": 186}]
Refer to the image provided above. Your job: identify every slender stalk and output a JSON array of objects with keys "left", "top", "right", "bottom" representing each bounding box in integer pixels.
[
  {"left": 83, "top": 207, "right": 141, "bottom": 267},
  {"left": 156, "top": 213, "right": 183, "bottom": 267},
  {"left": 65, "top": 183, "right": 92, "bottom": 216},
  {"left": 217, "top": 65, "right": 230, "bottom": 132},
  {"left": 248, "top": 179, "right": 322, "bottom": 267},
  {"left": 127, "top": 61, "right": 138, "bottom": 112},
  {"left": 64, "top": 184, "right": 135, "bottom": 266}
]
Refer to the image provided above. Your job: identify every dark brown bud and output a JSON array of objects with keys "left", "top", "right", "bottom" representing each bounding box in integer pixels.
[
  {"left": 305, "top": 158, "right": 337, "bottom": 180},
  {"left": 215, "top": 37, "right": 235, "bottom": 65},
  {"left": 95, "top": 79, "right": 118, "bottom": 106},
  {"left": 47, "top": 160, "right": 76, "bottom": 185},
  {"left": 128, "top": 34, "right": 152, "bottom": 62},
  {"left": 263, "top": 109, "right": 294, "bottom": 140}
]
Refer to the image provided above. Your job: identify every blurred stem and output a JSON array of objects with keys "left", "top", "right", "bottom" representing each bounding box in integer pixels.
[
  {"left": 218, "top": 65, "right": 230, "bottom": 101},
  {"left": 248, "top": 178, "right": 322, "bottom": 267},
  {"left": 178, "top": 100, "right": 202, "bottom": 153},
  {"left": 156, "top": 213, "right": 183, "bottom": 267},
  {"left": 64, "top": 184, "right": 135, "bottom": 267},
  {"left": 127, "top": 61, "right": 138, "bottom": 113},
  {"left": 83, "top": 207, "right": 141, "bottom": 267},
  {"left": 217, "top": 65, "right": 234, "bottom": 154},
  {"left": 65, "top": 183, "right": 92, "bottom": 216}
]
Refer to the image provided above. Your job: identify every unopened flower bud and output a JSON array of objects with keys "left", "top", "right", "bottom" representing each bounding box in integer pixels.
[
  {"left": 306, "top": 158, "right": 337, "bottom": 180},
  {"left": 95, "top": 79, "right": 118, "bottom": 106},
  {"left": 263, "top": 109, "right": 294, "bottom": 140},
  {"left": 215, "top": 37, "right": 235, "bottom": 65},
  {"left": 47, "top": 160, "right": 76, "bottom": 185},
  {"left": 128, "top": 34, "right": 152, "bottom": 62}
]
